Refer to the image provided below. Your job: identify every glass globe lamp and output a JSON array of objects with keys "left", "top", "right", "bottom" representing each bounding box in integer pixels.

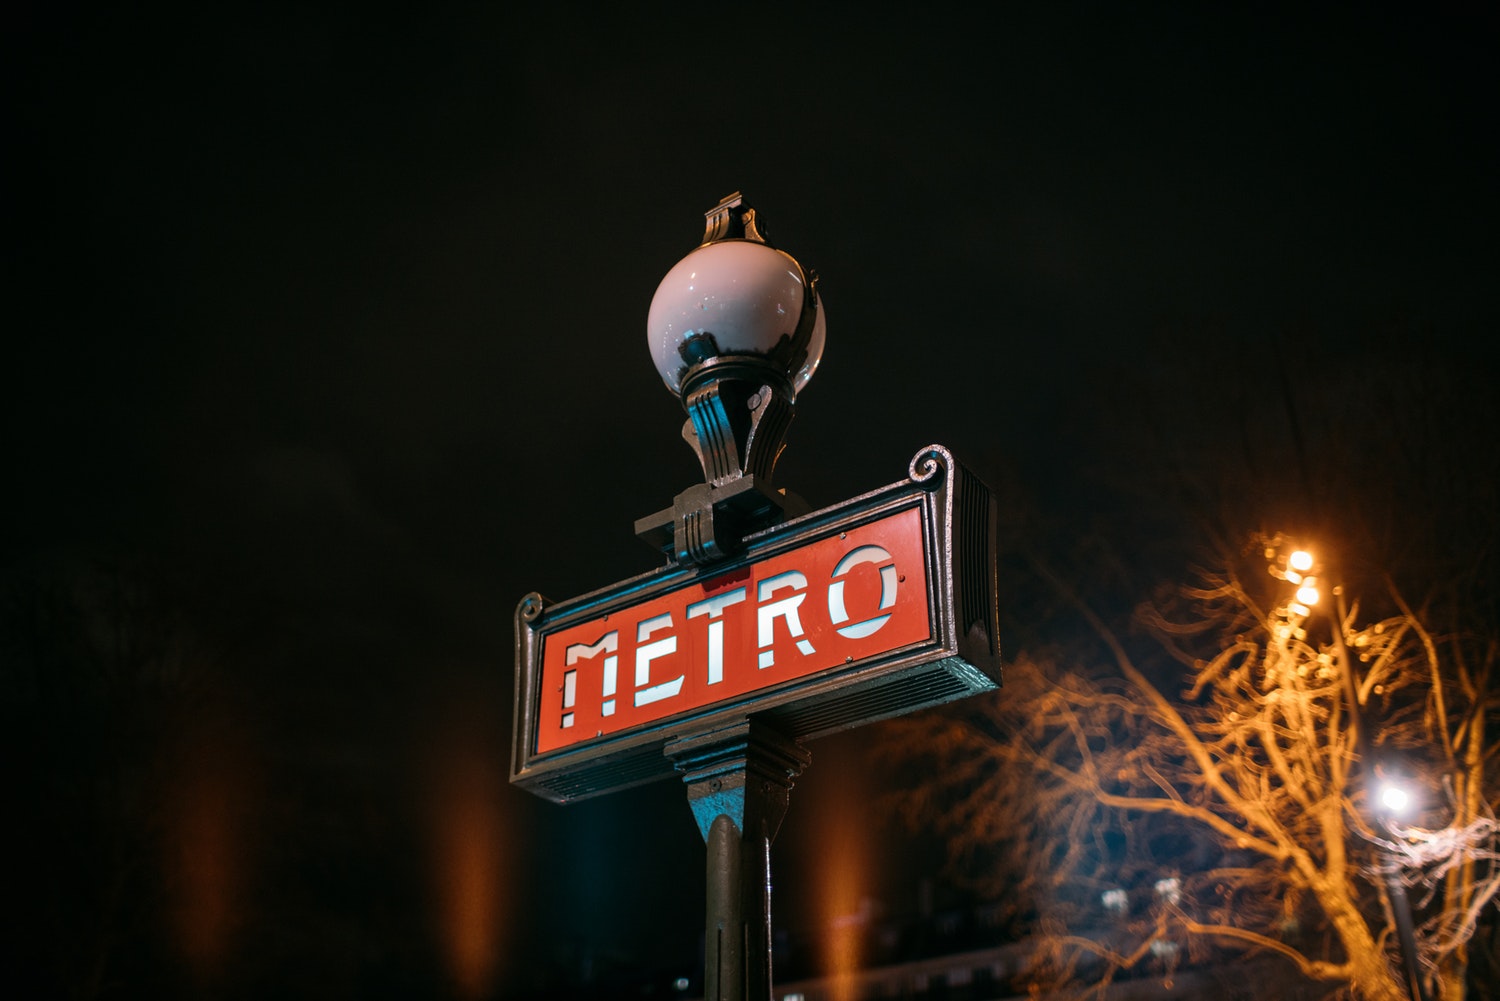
[
  {"left": 647, "top": 239, "right": 825, "bottom": 400},
  {"left": 635, "top": 193, "right": 822, "bottom": 565}
]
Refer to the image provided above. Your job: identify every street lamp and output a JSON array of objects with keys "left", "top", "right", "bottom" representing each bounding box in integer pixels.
[
  {"left": 511, "top": 193, "right": 1001, "bottom": 1001},
  {"left": 638, "top": 191, "right": 826, "bottom": 565},
  {"left": 1379, "top": 779, "right": 1413, "bottom": 817},
  {"left": 1373, "top": 772, "right": 1430, "bottom": 1001},
  {"left": 1271, "top": 545, "right": 1431, "bottom": 1001}
]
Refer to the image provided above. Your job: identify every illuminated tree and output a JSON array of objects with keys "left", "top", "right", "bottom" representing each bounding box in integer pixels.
[{"left": 883, "top": 533, "right": 1498, "bottom": 1000}]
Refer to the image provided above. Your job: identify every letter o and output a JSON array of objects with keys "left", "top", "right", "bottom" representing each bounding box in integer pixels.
[{"left": 828, "top": 544, "right": 898, "bottom": 639}]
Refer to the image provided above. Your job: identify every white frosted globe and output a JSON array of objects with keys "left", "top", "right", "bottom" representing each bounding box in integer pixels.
[{"left": 647, "top": 239, "right": 825, "bottom": 397}]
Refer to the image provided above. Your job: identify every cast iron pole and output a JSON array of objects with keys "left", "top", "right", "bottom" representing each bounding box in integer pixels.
[{"left": 667, "top": 719, "right": 809, "bottom": 1001}]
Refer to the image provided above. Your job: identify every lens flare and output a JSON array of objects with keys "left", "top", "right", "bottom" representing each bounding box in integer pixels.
[
  {"left": 815, "top": 777, "right": 870, "bottom": 1001},
  {"left": 428, "top": 711, "right": 508, "bottom": 1001}
]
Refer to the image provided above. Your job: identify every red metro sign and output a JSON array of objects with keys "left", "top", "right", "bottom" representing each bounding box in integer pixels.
[
  {"left": 536, "top": 506, "right": 928, "bottom": 755},
  {"left": 512, "top": 446, "right": 1000, "bottom": 803}
]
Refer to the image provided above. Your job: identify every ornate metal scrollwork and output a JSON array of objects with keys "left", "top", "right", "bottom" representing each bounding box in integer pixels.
[
  {"left": 518, "top": 592, "right": 546, "bottom": 623},
  {"left": 908, "top": 444, "right": 953, "bottom": 487},
  {"left": 700, "top": 191, "right": 766, "bottom": 245}
]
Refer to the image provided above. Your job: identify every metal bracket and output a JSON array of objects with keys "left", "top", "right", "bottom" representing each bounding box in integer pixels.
[
  {"left": 634, "top": 475, "right": 809, "bottom": 565},
  {"left": 666, "top": 718, "right": 810, "bottom": 843},
  {"left": 684, "top": 376, "right": 792, "bottom": 485}
]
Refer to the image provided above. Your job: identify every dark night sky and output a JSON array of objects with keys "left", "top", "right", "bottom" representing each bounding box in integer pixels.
[{"left": 6, "top": 4, "right": 1497, "bottom": 999}]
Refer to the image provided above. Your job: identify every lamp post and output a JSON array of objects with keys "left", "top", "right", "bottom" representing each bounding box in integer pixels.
[
  {"left": 1374, "top": 775, "right": 1429, "bottom": 1001},
  {"left": 646, "top": 192, "right": 824, "bottom": 1001},
  {"left": 1277, "top": 548, "right": 1430, "bottom": 1001},
  {"left": 509, "top": 193, "right": 1001, "bottom": 1001}
]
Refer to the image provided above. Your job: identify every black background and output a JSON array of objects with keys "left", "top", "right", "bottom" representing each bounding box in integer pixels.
[{"left": 7, "top": 5, "right": 1496, "bottom": 998}]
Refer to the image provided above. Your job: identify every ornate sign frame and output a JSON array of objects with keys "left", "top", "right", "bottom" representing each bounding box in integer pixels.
[{"left": 511, "top": 445, "right": 1000, "bottom": 803}]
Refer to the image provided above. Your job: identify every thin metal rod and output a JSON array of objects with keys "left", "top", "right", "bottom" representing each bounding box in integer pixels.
[{"left": 1385, "top": 872, "right": 1430, "bottom": 1001}]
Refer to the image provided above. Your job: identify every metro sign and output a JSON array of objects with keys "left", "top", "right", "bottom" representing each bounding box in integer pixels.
[
  {"left": 536, "top": 505, "right": 928, "bottom": 755},
  {"left": 512, "top": 445, "right": 1000, "bottom": 803}
]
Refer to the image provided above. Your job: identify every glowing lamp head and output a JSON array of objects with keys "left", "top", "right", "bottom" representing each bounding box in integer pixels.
[
  {"left": 646, "top": 197, "right": 825, "bottom": 401},
  {"left": 1378, "top": 781, "right": 1411, "bottom": 816},
  {"left": 635, "top": 193, "right": 829, "bottom": 564}
]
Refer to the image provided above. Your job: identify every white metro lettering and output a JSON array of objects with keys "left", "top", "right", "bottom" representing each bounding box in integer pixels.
[
  {"left": 686, "top": 587, "right": 747, "bottom": 685},
  {"left": 562, "top": 631, "right": 619, "bottom": 728},
  {"left": 634, "top": 613, "right": 684, "bottom": 706},
  {"left": 757, "top": 571, "right": 817, "bottom": 669},
  {"left": 828, "top": 545, "right": 898, "bottom": 639},
  {"left": 543, "top": 522, "right": 922, "bottom": 748}
]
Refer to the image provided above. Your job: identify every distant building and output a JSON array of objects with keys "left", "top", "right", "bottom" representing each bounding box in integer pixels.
[{"left": 754, "top": 895, "right": 1321, "bottom": 1001}]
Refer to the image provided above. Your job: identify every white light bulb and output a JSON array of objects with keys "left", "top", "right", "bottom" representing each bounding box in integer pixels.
[{"left": 646, "top": 240, "right": 825, "bottom": 398}]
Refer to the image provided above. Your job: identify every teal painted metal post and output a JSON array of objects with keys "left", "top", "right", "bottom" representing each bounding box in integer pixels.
[{"left": 667, "top": 720, "right": 810, "bottom": 1001}]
